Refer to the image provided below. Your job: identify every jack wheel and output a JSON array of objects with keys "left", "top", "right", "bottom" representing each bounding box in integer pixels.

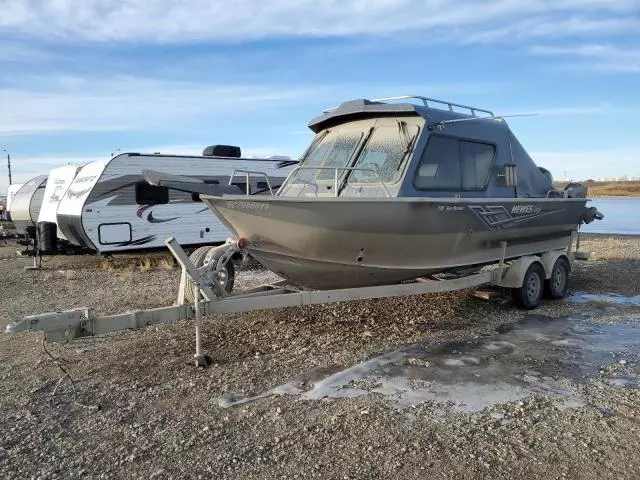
[{"left": 203, "top": 246, "right": 235, "bottom": 296}]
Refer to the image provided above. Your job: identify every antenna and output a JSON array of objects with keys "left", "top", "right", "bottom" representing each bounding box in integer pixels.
[{"left": 439, "top": 113, "right": 539, "bottom": 125}]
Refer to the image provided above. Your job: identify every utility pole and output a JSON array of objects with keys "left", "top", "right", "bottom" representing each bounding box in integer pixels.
[{"left": 2, "top": 149, "right": 11, "bottom": 185}]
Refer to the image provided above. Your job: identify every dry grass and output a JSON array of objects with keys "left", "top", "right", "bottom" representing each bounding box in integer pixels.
[
  {"left": 578, "top": 234, "right": 640, "bottom": 260},
  {"left": 555, "top": 180, "right": 640, "bottom": 197},
  {"left": 99, "top": 254, "right": 178, "bottom": 272}
]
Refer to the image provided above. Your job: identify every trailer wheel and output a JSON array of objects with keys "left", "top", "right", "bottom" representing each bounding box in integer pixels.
[
  {"left": 544, "top": 256, "right": 570, "bottom": 299},
  {"left": 203, "top": 246, "right": 235, "bottom": 296},
  {"left": 512, "top": 262, "right": 544, "bottom": 309}
]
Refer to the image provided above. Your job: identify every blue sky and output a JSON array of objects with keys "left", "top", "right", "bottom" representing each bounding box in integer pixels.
[{"left": 1, "top": 0, "right": 639, "bottom": 191}]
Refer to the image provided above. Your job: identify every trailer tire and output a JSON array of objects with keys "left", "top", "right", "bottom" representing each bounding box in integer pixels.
[
  {"left": 512, "top": 262, "right": 544, "bottom": 309},
  {"left": 544, "top": 256, "right": 570, "bottom": 299}
]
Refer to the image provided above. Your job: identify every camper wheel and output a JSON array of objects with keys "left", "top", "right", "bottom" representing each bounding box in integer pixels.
[{"left": 511, "top": 262, "right": 545, "bottom": 309}]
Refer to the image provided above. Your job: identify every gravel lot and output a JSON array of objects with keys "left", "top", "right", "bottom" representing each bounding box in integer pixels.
[{"left": 0, "top": 234, "right": 639, "bottom": 479}]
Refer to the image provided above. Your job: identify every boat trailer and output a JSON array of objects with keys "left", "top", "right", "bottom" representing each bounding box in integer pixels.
[{"left": 6, "top": 238, "right": 576, "bottom": 366}]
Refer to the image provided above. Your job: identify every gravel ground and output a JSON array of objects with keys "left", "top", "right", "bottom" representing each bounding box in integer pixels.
[{"left": 0, "top": 234, "right": 639, "bottom": 479}]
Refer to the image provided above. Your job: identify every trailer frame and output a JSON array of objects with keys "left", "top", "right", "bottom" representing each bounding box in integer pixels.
[{"left": 6, "top": 237, "right": 574, "bottom": 366}]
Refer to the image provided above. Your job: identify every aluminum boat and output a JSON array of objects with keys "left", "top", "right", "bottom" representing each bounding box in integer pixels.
[{"left": 196, "top": 96, "right": 602, "bottom": 289}]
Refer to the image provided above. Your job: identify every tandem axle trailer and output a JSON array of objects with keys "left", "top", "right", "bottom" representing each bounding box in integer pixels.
[{"left": 6, "top": 237, "right": 578, "bottom": 366}]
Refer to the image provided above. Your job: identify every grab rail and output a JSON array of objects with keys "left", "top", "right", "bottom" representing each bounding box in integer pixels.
[
  {"left": 228, "top": 170, "right": 274, "bottom": 195},
  {"left": 285, "top": 165, "right": 392, "bottom": 197}
]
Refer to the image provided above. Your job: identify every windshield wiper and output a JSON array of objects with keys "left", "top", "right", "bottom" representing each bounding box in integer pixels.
[{"left": 397, "top": 121, "right": 419, "bottom": 170}]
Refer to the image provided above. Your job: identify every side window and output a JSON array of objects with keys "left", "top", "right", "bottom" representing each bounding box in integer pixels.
[
  {"left": 460, "top": 141, "right": 495, "bottom": 190},
  {"left": 135, "top": 182, "right": 169, "bottom": 205},
  {"left": 414, "top": 136, "right": 461, "bottom": 190}
]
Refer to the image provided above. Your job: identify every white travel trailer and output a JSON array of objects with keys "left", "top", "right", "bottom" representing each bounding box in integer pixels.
[
  {"left": 10, "top": 175, "right": 48, "bottom": 234},
  {"left": 4, "top": 183, "right": 25, "bottom": 221},
  {"left": 56, "top": 151, "right": 296, "bottom": 254},
  {"left": 37, "top": 164, "right": 82, "bottom": 240}
]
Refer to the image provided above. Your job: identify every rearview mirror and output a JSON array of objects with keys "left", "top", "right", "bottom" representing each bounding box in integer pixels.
[{"left": 498, "top": 164, "right": 517, "bottom": 187}]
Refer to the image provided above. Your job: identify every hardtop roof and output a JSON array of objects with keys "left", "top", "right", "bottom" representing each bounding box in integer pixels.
[{"left": 308, "top": 96, "right": 496, "bottom": 133}]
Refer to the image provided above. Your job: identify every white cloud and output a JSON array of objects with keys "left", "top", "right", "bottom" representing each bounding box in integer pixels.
[
  {"left": 0, "top": 75, "right": 339, "bottom": 135},
  {"left": 1, "top": 0, "right": 638, "bottom": 42},
  {"left": 463, "top": 17, "right": 640, "bottom": 44},
  {"left": 530, "top": 44, "right": 640, "bottom": 73},
  {"left": 0, "top": 74, "right": 512, "bottom": 135}
]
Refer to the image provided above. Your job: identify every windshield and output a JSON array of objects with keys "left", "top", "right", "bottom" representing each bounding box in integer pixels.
[
  {"left": 348, "top": 122, "right": 419, "bottom": 184},
  {"left": 291, "top": 129, "right": 363, "bottom": 183}
]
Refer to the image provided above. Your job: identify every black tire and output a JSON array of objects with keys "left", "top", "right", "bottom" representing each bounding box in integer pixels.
[
  {"left": 544, "top": 256, "right": 570, "bottom": 299},
  {"left": 203, "top": 246, "right": 235, "bottom": 296},
  {"left": 512, "top": 262, "right": 545, "bottom": 309}
]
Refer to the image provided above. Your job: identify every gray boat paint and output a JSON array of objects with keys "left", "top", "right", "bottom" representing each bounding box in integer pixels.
[{"left": 204, "top": 196, "right": 586, "bottom": 288}]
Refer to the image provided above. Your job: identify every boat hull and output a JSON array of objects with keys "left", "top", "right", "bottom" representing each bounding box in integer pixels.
[{"left": 202, "top": 196, "right": 588, "bottom": 289}]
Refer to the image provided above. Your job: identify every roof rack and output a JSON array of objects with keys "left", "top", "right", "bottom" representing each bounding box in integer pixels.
[
  {"left": 371, "top": 96, "right": 494, "bottom": 117},
  {"left": 323, "top": 96, "right": 494, "bottom": 117}
]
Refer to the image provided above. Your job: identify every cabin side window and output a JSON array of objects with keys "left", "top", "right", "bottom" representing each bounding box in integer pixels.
[
  {"left": 135, "top": 182, "right": 169, "bottom": 205},
  {"left": 460, "top": 140, "right": 495, "bottom": 190},
  {"left": 414, "top": 136, "right": 461, "bottom": 190},
  {"left": 414, "top": 136, "right": 495, "bottom": 191}
]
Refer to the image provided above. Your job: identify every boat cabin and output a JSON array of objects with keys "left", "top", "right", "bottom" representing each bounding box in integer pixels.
[{"left": 279, "top": 96, "right": 555, "bottom": 199}]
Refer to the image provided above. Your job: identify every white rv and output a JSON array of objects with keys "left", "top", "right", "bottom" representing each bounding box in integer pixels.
[
  {"left": 9, "top": 175, "right": 48, "bottom": 234},
  {"left": 4, "top": 183, "right": 25, "bottom": 221},
  {"left": 56, "top": 151, "right": 295, "bottom": 254},
  {"left": 37, "top": 164, "right": 82, "bottom": 240}
]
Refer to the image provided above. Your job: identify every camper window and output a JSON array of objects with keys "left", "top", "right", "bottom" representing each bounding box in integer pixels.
[{"left": 135, "top": 182, "right": 169, "bottom": 205}]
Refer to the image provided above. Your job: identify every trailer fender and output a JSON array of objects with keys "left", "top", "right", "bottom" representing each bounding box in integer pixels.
[
  {"left": 539, "top": 251, "right": 571, "bottom": 279},
  {"left": 498, "top": 256, "right": 542, "bottom": 288}
]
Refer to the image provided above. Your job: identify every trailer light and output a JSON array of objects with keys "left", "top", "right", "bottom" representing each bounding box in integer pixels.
[{"left": 237, "top": 237, "right": 250, "bottom": 249}]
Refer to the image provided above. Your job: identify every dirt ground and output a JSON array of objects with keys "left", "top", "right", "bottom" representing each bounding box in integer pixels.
[{"left": 0, "top": 234, "right": 639, "bottom": 479}]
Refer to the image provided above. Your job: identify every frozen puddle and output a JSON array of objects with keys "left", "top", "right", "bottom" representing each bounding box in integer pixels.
[
  {"left": 217, "top": 315, "right": 639, "bottom": 411},
  {"left": 571, "top": 292, "right": 640, "bottom": 307}
]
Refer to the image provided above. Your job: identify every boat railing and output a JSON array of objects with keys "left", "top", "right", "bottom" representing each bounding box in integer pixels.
[
  {"left": 285, "top": 165, "right": 392, "bottom": 197},
  {"left": 323, "top": 95, "right": 494, "bottom": 117},
  {"left": 229, "top": 170, "right": 275, "bottom": 195}
]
